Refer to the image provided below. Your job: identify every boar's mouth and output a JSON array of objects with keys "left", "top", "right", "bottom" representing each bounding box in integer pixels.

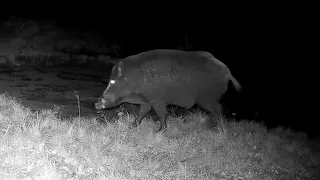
[
  {"left": 95, "top": 97, "right": 115, "bottom": 110},
  {"left": 95, "top": 98, "right": 107, "bottom": 110},
  {"left": 95, "top": 93, "right": 121, "bottom": 110}
]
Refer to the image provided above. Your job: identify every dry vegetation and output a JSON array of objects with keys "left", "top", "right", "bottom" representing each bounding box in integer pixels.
[{"left": 0, "top": 93, "right": 319, "bottom": 180}]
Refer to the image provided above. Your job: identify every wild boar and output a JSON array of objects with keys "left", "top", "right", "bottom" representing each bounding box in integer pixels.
[{"left": 95, "top": 49, "right": 241, "bottom": 132}]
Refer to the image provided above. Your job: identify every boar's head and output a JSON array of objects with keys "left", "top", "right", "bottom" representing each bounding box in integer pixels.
[{"left": 95, "top": 61, "right": 131, "bottom": 110}]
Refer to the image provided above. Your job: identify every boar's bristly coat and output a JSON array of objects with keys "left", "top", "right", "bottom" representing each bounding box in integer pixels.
[{"left": 95, "top": 49, "right": 241, "bottom": 132}]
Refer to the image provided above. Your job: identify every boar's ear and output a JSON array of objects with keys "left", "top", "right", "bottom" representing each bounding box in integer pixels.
[{"left": 117, "top": 61, "right": 124, "bottom": 78}]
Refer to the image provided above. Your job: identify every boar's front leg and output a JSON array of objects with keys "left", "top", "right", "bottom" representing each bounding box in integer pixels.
[
  {"left": 151, "top": 101, "right": 168, "bottom": 132},
  {"left": 131, "top": 103, "right": 152, "bottom": 128}
]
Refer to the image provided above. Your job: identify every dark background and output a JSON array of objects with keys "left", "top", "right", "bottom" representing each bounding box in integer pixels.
[{"left": 1, "top": 14, "right": 315, "bottom": 138}]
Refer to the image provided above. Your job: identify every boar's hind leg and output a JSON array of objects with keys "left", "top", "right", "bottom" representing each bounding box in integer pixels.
[
  {"left": 131, "top": 103, "right": 152, "bottom": 128},
  {"left": 197, "top": 99, "right": 222, "bottom": 128},
  {"left": 197, "top": 98, "right": 222, "bottom": 115},
  {"left": 151, "top": 101, "right": 168, "bottom": 132}
]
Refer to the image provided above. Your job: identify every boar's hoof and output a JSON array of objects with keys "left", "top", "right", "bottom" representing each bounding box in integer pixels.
[
  {"left": 156, "top": 123, "right": 167, "bottom": 133},
  {"left": 129, "top": 122, "right": 138, "bottom": 129}
]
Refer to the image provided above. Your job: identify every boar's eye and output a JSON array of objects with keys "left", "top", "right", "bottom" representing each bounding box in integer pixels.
[{"left": 105, "top": 79, "right": 116, "bottom": 91}]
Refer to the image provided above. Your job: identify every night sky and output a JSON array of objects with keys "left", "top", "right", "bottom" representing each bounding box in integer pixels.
[{"left": 2, "top": 15, "right": 315, "bottom": 138}]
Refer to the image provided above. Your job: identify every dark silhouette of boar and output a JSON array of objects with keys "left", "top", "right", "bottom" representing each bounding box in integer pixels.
[{"left": 95, "top": 49, "right": 241, "bottom": 132}]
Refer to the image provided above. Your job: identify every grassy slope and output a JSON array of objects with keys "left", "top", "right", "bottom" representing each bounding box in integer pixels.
[{"left": 0, "top": 93, "right": 319, "bottom": 180}]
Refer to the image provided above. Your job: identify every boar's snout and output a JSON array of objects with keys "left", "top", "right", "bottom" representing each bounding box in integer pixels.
[
  {"left": 95, "top": 98, "right": 106, "bottom": 110},
  {"left": 95, "top": 94, "right": 117, "bottom": 110}
]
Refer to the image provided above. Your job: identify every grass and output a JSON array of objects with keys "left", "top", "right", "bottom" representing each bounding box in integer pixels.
[{"left": 0, "top": 93, "right": 319, "bottom": 180}]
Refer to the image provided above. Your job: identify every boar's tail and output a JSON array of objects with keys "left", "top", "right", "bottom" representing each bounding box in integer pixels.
[
  {"left": 197, "top": 51, "right": 242, "bottom": 91},
  {"left": 228, "top": 72, "right": 242, "bottom": 92}
]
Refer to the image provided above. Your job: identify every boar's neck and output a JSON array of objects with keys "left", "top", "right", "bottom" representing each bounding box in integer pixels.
[{"left": 119, "top": 92, "right": 149, "bottom": 105}]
